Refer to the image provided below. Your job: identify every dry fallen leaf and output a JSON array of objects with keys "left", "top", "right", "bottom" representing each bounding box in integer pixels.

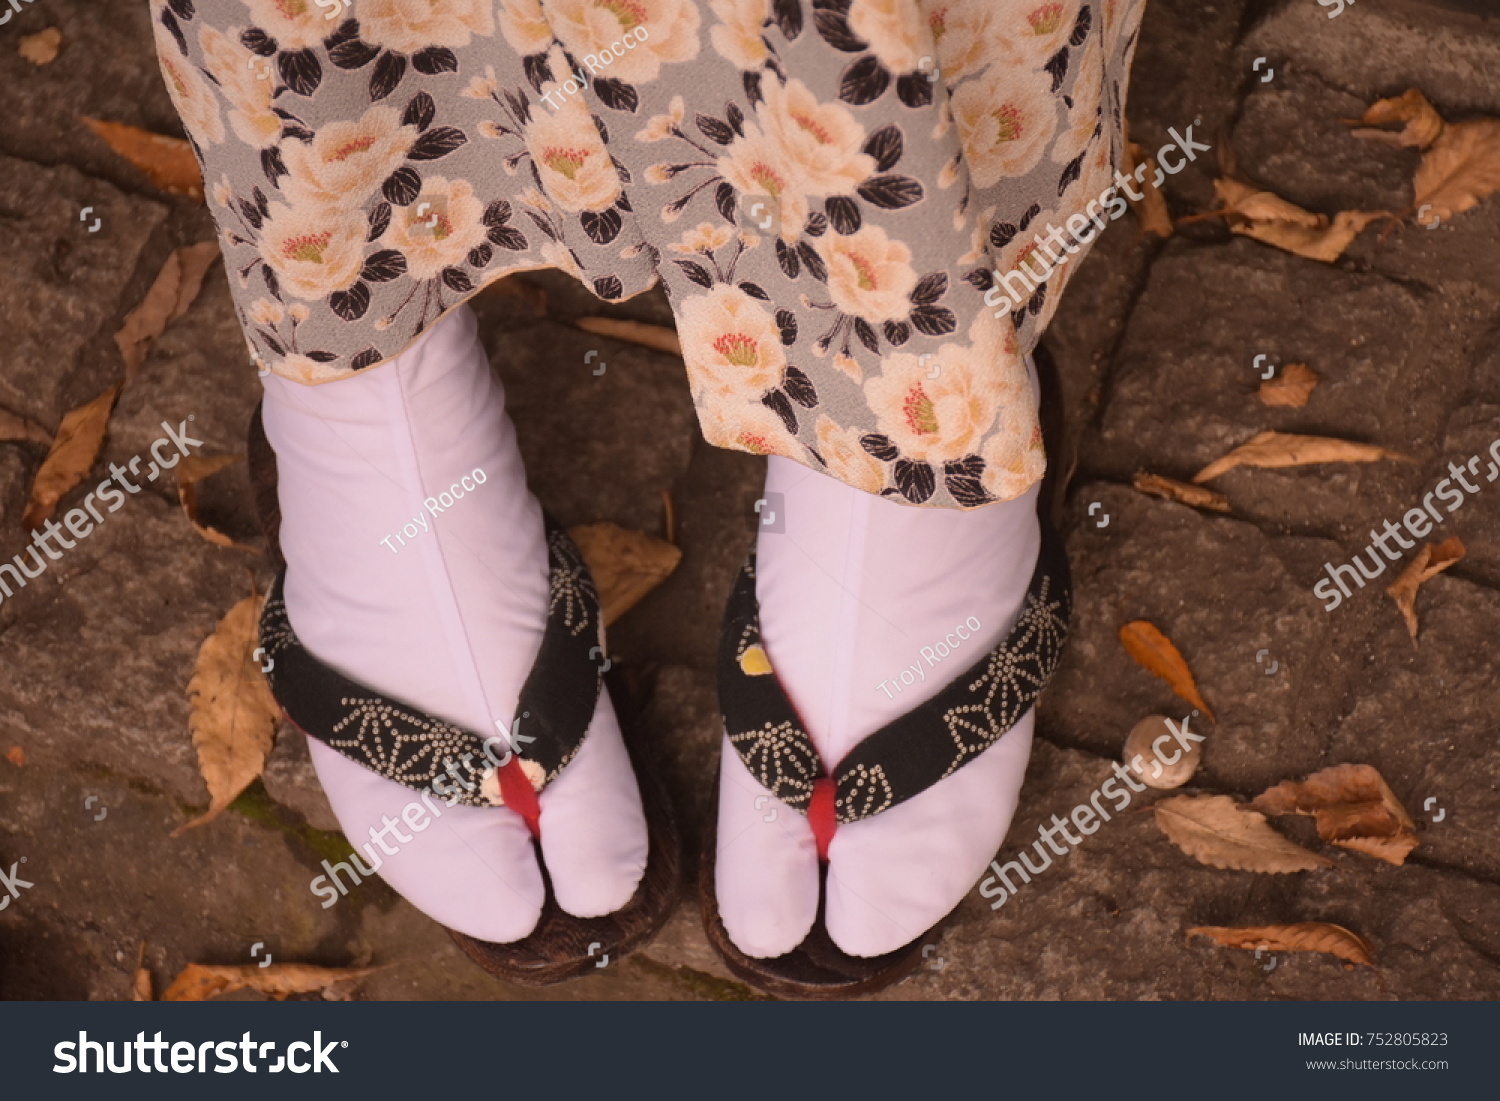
[
  {"left": 1124, "top": 141, "right": 1173, "bottom": 238},
  {"left": 1118, "top": 620, "right": 1215, "bottom": 719},
  {"left": 176, "top": 454, "right": 257, "bottom": 551},
  {"left": 1258, "top": 362, "right": 1319, "bottom": 408},
  {"left": 1413, "top": 117, "right": 1500, "bottom": 225},
  {"left": 4, "top": 746, "right": 24, "bottom": 767},
  {"left": 1193, "top": 430, "right": 1410, "bottom": 483},
  {"left": 1188, "top": 922, "right": 1374, "bottom": 967},
  {"left": 0, "top": 407, "right": 53, "bottom": 446},
  {"left": 1231, "top": 208, "right": 1387, "bottom": 263},
  {"left": 1132, "top": 472, "right": 1231, "bottom": 513},
  {"left": 173, "top": 593, "right": 280, "bottom": 836},
  {"left": 18, "top": 27, "right": 62, "bottom": 66},
  {"left": 1155, "top": 795, "right": 1333, "bottom": 873},
  {"left": 162, "top": 962, "right": 380, "bottom": 1002},
  {"left": 574, "top": 317, "right": 682, "bottom": 356},
  {"left": 82, "top": 118, "right": 204, "bottom": 199},
  {"left": 132, "top": 941, "right": 152, "bottom": 1002},
  {"left": 22, "top": 382, "right": 123, "bottom": 531},
  {"left": 1211, "top": 178, "right": 1324, "bottom": 226},
  {"left": 1254, "top": 763, "right": 1418, "bottom": 866},
  {"left": 1349, "top": 88, "right": 1445, "bottom": 150},
  {"left": 1386, "top": 536, "right": 1465, "bottom": 645},
  {"left": 115, "top": 242, "right": 221, "bottom": 380},
  {"left": 569, "top": 522, "right": 682, "bottom": 627}
]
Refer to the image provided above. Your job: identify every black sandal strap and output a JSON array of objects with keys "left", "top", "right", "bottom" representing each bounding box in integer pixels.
[
  {"left": 719, "top": 521, "right": 1071, "bottom": 824},
  {"left": 259, "top": 515, "right": 604, "bottom": 806}
]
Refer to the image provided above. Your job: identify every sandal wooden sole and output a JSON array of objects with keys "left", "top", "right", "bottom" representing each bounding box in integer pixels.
[{"left": 248, "top": 402, "right": 680, "bottom": 987}]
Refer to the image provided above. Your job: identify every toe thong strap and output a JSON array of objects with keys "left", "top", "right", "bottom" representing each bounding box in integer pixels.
[
  {"left": 719, "top": 522, "right": 1071, "bottom": 827},
  {"left": 258, "top": 516, "right": 604, "bottom": 811}
]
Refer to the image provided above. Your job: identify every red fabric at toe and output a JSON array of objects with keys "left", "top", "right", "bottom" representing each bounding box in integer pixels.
[
  {"left": 499, "top": 757, "right": 543, "bottom": 839},
  {"left": 808, "top": 778, "right": 837, "bottom": 862}
]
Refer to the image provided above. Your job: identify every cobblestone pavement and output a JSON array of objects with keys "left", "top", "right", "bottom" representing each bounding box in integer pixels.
[{"left": 1, "top": 0, "right": 1497, "bottom": 1001}]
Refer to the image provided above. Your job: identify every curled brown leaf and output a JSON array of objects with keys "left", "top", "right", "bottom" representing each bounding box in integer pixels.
[
  {"left": 1187, "top": 922, "right": 1374, "bottom": 967},
  {"left": 1193, "top": 430, "right": 1410, "bottom": 483},
  {"left": 1258, "top": 362, "right": 1319, "bottom": 408},
  {"left": 22, "top": 382, "right": 123, "bottom": 531},
  {"left": 162, "top": 962, "right": 381, "bottom": 1002},
  {"left": 176, "top": 454, "right": 257, "bottom": 552},
  {"left": 568, "top": 522, "right": 682, "bottom": 628},
  {"left": 1413, "top": 117, "right": 1500, "bottom": 225},
  {"left": 1349, "top": 88, "right": 1445, "bottom": 150},
  {"left": 1118, "top": 620, "right": 1214, "bottom": 719},
  {"left": 1132, "top": 472, "right": 1231, "bottom": 513},
  {"left": 115, "top": 242, "right": 221, "bottom": 381},
  {"left": 1155, "top": 795, "right": 1333, "bottom": 873},
  {"left": 81, "top": 117, "right": 203, "bottom": 199},
  {"left": 1231, "top": 209, "right": 1388, "bottom": 263},
  {"left": 1253, "top": 763, "right": 1418, "bottom": 866},
  {"left": 1386, "top": 536, "right": 1465, "bottom": 645}
]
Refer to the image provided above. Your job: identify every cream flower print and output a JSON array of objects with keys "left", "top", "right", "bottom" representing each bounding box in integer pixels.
[
  {"left": 981, "top": 411, "right": 1046, "bottom": 501},
  {"left": 847, "top": 0, "right": 925, "bottom": 74},
  {"left": 540, "top": 238, "right": 584, "bottom": 278},
  {"left": 710, "top": 0, "right": 770, "bottom": 70},
  {"left": 864, "top": 344, "right": 1000, "bottom": 465},
  {"left": 248, "top": 298, "right": 285, "bottom": 326},
  {"left": 951, "top": 66, "right": 1059, "bottom": 187},
  {"left": 281, "top": 106, "right": 417, "bottom": 209},
  {"left": 260, "top": 203, "right": 367, "bottom": 301},
  {"left": 277, "top": 352, "right": 354, "bottom": 383},
  {"left": 816, "top": 415, "right": 885, "bottom": 494},
  {"left": 699, "top": 394, "right": 796, "bottom": 457},
  {"left": 358, "top": 0, "right": 497, "bottom": 54},
  {"left": 715, "top": 126, "right": 809, "bottom": 240},
  {"left": 525, "top": 93, "right": 621, "bottom": 211},
  {"left": 818, "top": 225, "right": 919, "bottom": 324},
  {"left": 678, "top": 285, "right": 786, "bottom": 403},
  {"left": 759, "top": 78, "right": 876, "bottom": 197},
  {"left": 669, "top": 221, "right": 736, "bottom": 254},
  {"left": 381, "top": 178, "right": 489, "bottom": 280},
  {"left": 636, "top": 94, "right": 685, "bottom": 142},
  {"left": 994, "top": 0, "right": 1083, "bottom": 71},
  {"left": 154, "top": 22, "right": 225, "bottom": 145},
  {"left": 497, "top": 0, "right": 555, "bottom": 54},
  {"left": 241, "top": 0, "right": 336, "bottom": 51},
  {"left": 542, "top": 0, "right": 702, "bottom": 86},
  {"left": 198, "top": 27, "right": 281, "bottom": 148},
  {"left": 922, "top": 1, "right": 996, "bottom": 84}
]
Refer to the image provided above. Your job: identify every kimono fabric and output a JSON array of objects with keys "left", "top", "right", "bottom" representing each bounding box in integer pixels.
[{"left": 151, "top": 0, "right": 1144, "bottom": 509}]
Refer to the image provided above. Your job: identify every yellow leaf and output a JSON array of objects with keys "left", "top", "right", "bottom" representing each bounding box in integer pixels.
[
  {"left": 81, "top": 118, "right": 204, "bottom": 200},
  {"left": 1212, "top": 178, "right": 1324, "bottom": 226},
  {"left": 1413, "top": 117, "right": 1500, "bottom": 225},
  {"left": 115, "top": 242, "right": 221, "bottom": 381},
  {"left": 1131, "top": 472, "right": 1231, "bottom": 513},
  {"left": 1118, "top": 620, "right": 1214, "bottom": 719},
  {"left": 567, "top": 522, "right": 682, "bottom": 628},
  {"left": 22, "top": 382, "right": 122, "bottom": 531},
  {"left": 18, "top": 27, "right": 62, "bottom": 66},
  {"left": 1193, "top": 430, "right": 1410, "bottom": 483},
  {"left": 1231, "top": 209, "right": 1387, "bottom": 263},
  {"left": 172, "top": 594, "right": 280, "bottom": 836},
  {"left": 162, "top": 962, "right": 381, "bottom": 1002},
  {"left": 1155, "top": 795, "right": 1333, "bottom": 873},
  {"left": 1350, "top": 88, "right": 1445, "bottom": 150},
  {"left": 1187, "top": 922, "right": 1374, "bottom": 967},
  {"left": 1385, "top": 536, "right": 1465, "bottom": 646},
  {"left": 1258, "top": 362, "right": 1319, "bottom": 408},
  {"left": 574, "top": 317, "right": 682, "bottom": 356}
]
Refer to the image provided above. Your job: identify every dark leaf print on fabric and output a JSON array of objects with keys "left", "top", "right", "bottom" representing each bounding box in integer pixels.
[
  {"left": 329, "top": 282, "right": 370, "bottom": 322},
  {"left": 857, "top": 175, "right": 923, "bottom": 210},
  {"left": 403, "top": 91, "right": 436, "bottom": 131},
  {"left": 522, "top": 52, "right": 551, "bottom": 93},
  {"left": 260, "top": 145, "right": 288, "bottom": 184},
  {"left": 351, "top": 348, "right": 383, "bottom": 371},
  {"left": 883, "top": 319, "right": 911, "bottom": 345},
  {"left": 328, "top": 31, "right": 380, "bottom": 71},
  {"left": 775, "top": 309, "right": 798, "bottom": 346},
  {"left": 763, "top": 389, "right": 799, "bottom": 435},
  {"left": 726, "top": 101, "right": 746, "bottom": 137},
  {"left": 167, "top": 0, "right": 195, "bottom": 19},
  {"left": 773, "top": 0, "right": 804, "bottom": 40},
  {"left": 409, "top": 126, "right": 468, "bottom": 160},
  {"left": 797, "top": 241, "right": 827, "bottom": 281},
  {"left": 412, "top": 47, "right": 459, "bottom": 75},
  {"left": 783, "top": 366, "right": 817, "bottom": 407},
  {"left": 697, "top": 114, "right": 735, "bottom": 145},
  {"left": 775, "top": 238, "right": 800, "bottom": 279},
  {"left": 675, "top": 259, "right": 715, "bottom": 288},
  {"left": 1044, "top": 47, "right": 1070, "bottom": 92},
  {"left": 239, "top": 199, "right": 264, "bottom": 231},
  {"left": 360, "top": 250, "right": 407, "bottom": 283},
  {"left": 370, "top": 51, "right": 407, "bottom": 101},
  {"left": 911, "top": 271, "right": 947, "bottom": 305},
  {"left": 814, "top": 7, "right": 865, "bottom": 52},
  {"left": 1058, "top": 150, "right": 1085, "bottom": 195},
  {"left": 580, "top": 207, "right": 622, "bottom": 245},
  {"left": 804, "top": 210, "right": 828, "bottom": 236},
  {"left": 946, "top": 471, "right": 992, "bottom": 508},
  {"left": 863, "top": 124, "right": 903, "bottom": 172},
  {"left": 262, "top": 265, "right": 281, "bottom": 301},
  {"left": 839, "top": 55, "right": 889, "bottom": 105},
  {"left": 860, "top": 433, "right": 900, "bottom": 462},
  {"left": 894, "top": 459, "right": 936, "bottom": 503},
  {"left": 1070, "top": 6, "right": 1094, "bottom": 46},
  {"left": 367, "top": 202, "right": 391, "bottom": 242},
  {"left": 895, "top": 73, "right": 933, "bottom": 109},
  {"left": 593, "top": 275, "right": 624, "bottom": 300},
  {"left": 161, "top": 8, "right": 188, "bottom": 54},
  {"left": 910, "top": 304, "right": 957, "bottom": 336},
  {"left": 467, "top": 242, "right": 493, "bottom": 268},
  {"left": 441, "top": 267, "right": 474, "bottom": 293},
  {"left": 241, "top": 27, "right": 275, "bottom": 57},
  {"left": 382, "top": 166, "right": 422, "bottom": 205},
  {"left": 825, "top": 195, "right": 862, "bottom": 234},
  {"left": 738, "top": 281, "right": 770, "bottom": 300},
  {"left": 714, "top": 182, "right": 737, "bottom": 223},
  {"left": 853, "top": 318, "right": 879, "bottom": 354},
  {"left": 256, "top": 330, "right": 285, "bottom": 356},
  {"left": 305, "top": 351, "right": 338, "bottom": 363},
  {"left": 278, "top": 48, "right": 322, "bottom": 97},
  {"left": 593, "top": 77, "right": 639, "bottom": 113}
]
